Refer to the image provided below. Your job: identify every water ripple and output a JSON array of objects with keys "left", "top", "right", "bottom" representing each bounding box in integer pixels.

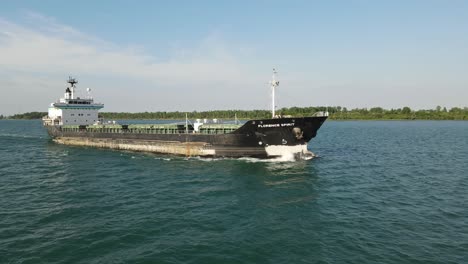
[{"left": 0, "top": 120, "right": 467, "bottom": 263}]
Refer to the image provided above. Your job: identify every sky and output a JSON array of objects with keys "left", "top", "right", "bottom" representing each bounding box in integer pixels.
[{"left": 1, "top": 0, "right": 467, "bottom": 115}]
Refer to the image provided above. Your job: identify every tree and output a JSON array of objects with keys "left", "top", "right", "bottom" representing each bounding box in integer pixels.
[
  {"left": 370, "top": 107, "right": 384, "bottom": 113},
  {"left": 402, "top": 107, "right": 411, "bottom": 114},
  {"left": 8, "top": 106, "right": 468, "bottom": 120}
]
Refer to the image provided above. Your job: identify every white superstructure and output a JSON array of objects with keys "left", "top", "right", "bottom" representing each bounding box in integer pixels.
[{"left": 43, "top": 77, "right": 104, "bottom": 126}]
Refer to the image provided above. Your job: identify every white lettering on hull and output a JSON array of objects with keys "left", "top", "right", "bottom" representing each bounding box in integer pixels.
[{"left": 257, "top": 123, "right": 295, "bottom": 128}]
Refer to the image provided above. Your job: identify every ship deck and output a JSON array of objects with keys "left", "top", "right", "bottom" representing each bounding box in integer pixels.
[{"left": 61, "top": 123, "right": 242, "bottom": 135}]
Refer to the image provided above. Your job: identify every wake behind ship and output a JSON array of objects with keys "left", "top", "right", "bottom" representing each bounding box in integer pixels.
[{"left": 43, "top": 71, "right": 328, "bottom": 159}]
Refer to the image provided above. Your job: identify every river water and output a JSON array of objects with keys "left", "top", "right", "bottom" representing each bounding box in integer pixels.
[{"left": 0, "top": 120, "right": 467, "bottom": 263}]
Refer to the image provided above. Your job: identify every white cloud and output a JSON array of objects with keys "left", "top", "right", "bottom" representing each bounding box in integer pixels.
[
  {"left": 0, "top": 12, "right": 267, "bottom": 115},
  {"left": 4, "top": 11, "right": 464, "bottom": 116},
  {"left": 0, "top": 15, "right": 247, "bottom": 84}
]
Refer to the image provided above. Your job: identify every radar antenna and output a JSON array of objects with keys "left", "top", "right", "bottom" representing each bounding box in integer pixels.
[
  {"left": 67, "top": 76, "right": 78, "bottom": 87},
  {"left": 270, "top": 68, "right": 280, "bottom": 118}
]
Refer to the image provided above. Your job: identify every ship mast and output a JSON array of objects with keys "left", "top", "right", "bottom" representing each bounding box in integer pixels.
[
  {"left": 67, "top": 76, "right": 78, "bottom": 99},
  {"left": 270, "top": 68, "right": 280, "bottom": 118}
]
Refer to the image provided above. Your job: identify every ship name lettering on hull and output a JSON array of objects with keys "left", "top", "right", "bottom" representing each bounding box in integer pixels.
[{"left": 258, "top": 123, "right": 295, "bottom": 128}]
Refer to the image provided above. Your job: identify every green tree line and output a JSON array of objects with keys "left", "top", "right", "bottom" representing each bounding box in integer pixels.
[
  {"left": 6, "top": 112, "right": 48, "bottom": 119},
  {"left": 5, "top": 106, "right": 468, "bottom": 120}
]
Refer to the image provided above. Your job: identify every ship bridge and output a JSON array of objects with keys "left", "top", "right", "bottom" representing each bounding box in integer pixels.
[{"left": 43, "top": 77, "right": 104, "bottom": 126}]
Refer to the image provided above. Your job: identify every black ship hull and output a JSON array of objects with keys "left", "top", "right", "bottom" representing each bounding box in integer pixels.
[{"left": 46, "top": 116, "right": 327, "bottom": 159}]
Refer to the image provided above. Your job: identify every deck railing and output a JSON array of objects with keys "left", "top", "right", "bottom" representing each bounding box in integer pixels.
[{"left": 60, "top": 124, "right": 241, "bottom": 135}]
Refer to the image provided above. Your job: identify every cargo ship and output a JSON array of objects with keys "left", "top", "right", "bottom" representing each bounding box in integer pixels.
[{"left": 43, "top": 70, "right": 328, "bottom": 159}]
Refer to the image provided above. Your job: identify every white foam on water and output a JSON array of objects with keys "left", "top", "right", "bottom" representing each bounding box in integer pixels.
[
  {"left": 265, "top": 144, "right": 308, "bottom": 157},
  {"left": 186, "top": 155, "right": 297, "bottom": 163},
  {"left": 154, "top": 157, "right": 172, "bottom": 161},
  {"left": 237, "top": 153, "right": 309, "bottom": 163},
  {"left": 186, "top": 156, "right": 226, "bottom": 162},
  {"left": 143, "top": 146, "right": 317, "bottom": 163},
  {"left": 264, "top": 144, "right": 315, "bottom": 162},
  {"left": 0, "top": 133, "right": 42, "bottom": 139}
]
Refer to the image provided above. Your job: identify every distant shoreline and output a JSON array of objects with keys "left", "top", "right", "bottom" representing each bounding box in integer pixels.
[
  {"left": 2, "top": 106, "right": 467, "bottom": 121},
  {"left": 3, "top": 118, "right": 468, "bottom": 121}
]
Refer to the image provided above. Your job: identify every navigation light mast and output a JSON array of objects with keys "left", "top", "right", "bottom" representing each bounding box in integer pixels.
[{"left": 270, "top": 69, "right": 280, "bottom": 118}]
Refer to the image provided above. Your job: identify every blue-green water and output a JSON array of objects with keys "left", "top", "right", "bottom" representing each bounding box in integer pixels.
[{"left": 1, "top": 120, "right": 467, "bottom": 264}]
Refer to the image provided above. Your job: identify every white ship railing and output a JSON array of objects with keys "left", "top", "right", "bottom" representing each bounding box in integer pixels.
[{"left": 313, "top": 111, "right": 329, "bottom": 117}]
